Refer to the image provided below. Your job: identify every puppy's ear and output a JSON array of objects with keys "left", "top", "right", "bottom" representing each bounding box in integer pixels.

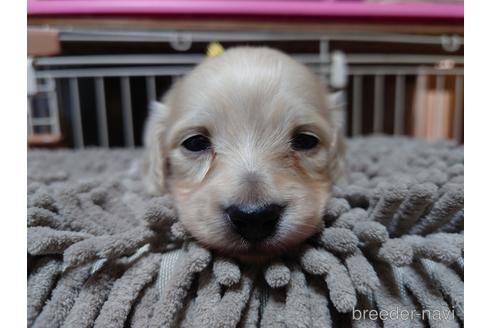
[
  {"left": 142, "top": 101, "right": 170, "bottom": 195},
  {"left": 325, "top": 92, "right": 347, "bottom": 183}
]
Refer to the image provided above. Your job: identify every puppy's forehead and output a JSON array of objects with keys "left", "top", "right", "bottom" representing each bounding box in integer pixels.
[
  {"left": 171, "top": 48, "right": 329, "bottom": 134},
  {"left": 175, "top": 90, "right": 325, "bottom": 143}
]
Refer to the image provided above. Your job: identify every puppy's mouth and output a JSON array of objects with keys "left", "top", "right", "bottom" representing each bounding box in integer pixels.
[
  {"left": 218, "top": 205, "right": 308, "bottom": 260},
  {"left": 182, "top": 203, "right": 322, "bottom": 260},
  {"left": 214, "top": 236, "right": 292, "bottom": 260},
  {"left": 192, "top": 218, "right": 317, "bottom": 262}
]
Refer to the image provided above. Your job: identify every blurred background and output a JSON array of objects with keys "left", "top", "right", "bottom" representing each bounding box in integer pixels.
[{"left": 27, "top": 0, "right": 464, "bottom": 149}]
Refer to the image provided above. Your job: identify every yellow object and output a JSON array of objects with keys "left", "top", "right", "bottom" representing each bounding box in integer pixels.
[{"left": 206, "top": 42, "right": 225, "bottom": 58}]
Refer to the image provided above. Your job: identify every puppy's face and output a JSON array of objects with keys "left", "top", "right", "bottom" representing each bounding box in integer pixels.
[{"left": 145, "top": 48, "right": 344, "bottom": 260}]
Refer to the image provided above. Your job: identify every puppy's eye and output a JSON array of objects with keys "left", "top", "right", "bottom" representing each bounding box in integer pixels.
[
  {"left": 291, "top": 133, "right": 320, "bottom": 151},
  {"left": 182, "top": 135, "right": 211, "bottom": 152}
]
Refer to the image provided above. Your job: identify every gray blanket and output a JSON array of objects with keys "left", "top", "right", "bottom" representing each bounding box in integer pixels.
[{"left": 27, "top": 136, "right": 464, "bottom": 328}]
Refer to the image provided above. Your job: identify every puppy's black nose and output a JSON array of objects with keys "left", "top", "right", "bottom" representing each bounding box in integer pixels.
[{"left": 225, "top": 203, "right": 285, "bottom": 241}]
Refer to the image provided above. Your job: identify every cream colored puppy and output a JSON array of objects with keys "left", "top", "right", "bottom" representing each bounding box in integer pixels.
[{"left": 143, "top": 47, "right": 345, "bottom": 260}]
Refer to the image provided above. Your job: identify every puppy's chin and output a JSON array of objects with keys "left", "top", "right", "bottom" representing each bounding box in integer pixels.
[
  {"left": 189, "top": 222, "right": 322, "bottom": 263},
  {"left": 199, "top": 241, "right": 290, "bottom": 264},
  {"left": 224, "top": 243, "right": 297, "bottom": 264}
]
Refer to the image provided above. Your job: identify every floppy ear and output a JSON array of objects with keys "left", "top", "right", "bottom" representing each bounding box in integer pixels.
[
  {"left": 325, "top": 92, "right": 347, "bottom": 183},
  {"left": 142, "top": 101, "right": 170, "bottom": 195}
]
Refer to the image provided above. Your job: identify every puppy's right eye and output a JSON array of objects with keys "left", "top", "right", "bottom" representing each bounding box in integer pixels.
[
  {"left": 181, "top": 135, "right": 211, "bottom": 152},
  {"left": 290, "top": 133, "right": 320, "bottom": 151}
]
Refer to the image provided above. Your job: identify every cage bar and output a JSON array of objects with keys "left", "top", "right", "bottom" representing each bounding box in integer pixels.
[
  {"left": 415, "top": 74, "right": 428, "bottom": 137},
  {"left": 435, "top": 75, "right": 446, "bottom": 138},
  {"left": 31, "top": 118, "right": 54, "bottom": 126},
  {"left": 27, "top": 98, "right": 33, "bottom": 136},
  {"left": 35, "top": 54, "right": 463, "bottom": 68},
  {"left": 69, "top": 78, "right": 84, "bottom": 148},
  {"left": 352, "top": 75, "right": 363, "bottom": 136},
  {"left": 120, "top": 76, "right": 135, "bottom": 148},
  {"left": 373, "top": 75, "right": 385, "bottom": 133},
  {"left": 394, "top": 75, "right": 406, "bottom": 135},
  {"left": 453, "top": 76, "right": 464, "bottom": 141},
  {"left": 95, "top": 77, "right": 110, "bottom": 147},
  {"left": 146, "top": 76, "right": 157, "bottom": 103},
  {"left": 319, "top": 39, "right": 329, "bottom": 83},
  {"left": 36, "top": 65, "right": 463, "bottom": 80},
  {"left": 46, "top": 78, "right": 61, "bottom": 135},
  {"left": 58, "top": 28, "right": 463, "bottom": 47}
]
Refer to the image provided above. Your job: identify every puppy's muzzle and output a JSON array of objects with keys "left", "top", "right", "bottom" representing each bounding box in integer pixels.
[{"left": 225, "top": 203, "right": 285, "bottom": 241}]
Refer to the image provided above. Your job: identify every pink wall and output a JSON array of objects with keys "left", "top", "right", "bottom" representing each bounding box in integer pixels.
[{"left": 28, "top": 1, "right": 464, "bottom": 19}]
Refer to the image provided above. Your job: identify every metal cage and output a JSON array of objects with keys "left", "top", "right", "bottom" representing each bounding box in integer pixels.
[{"left": 27, "top": 28, "right": 464, "bottom": 148}]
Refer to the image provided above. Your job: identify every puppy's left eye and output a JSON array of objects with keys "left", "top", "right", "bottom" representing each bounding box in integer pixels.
[
  {"left": 182, "top": 135, "right": 211, "bottom": 152},
  {"left": 291, "top": 133, "right": 320, "bottom": 151}
]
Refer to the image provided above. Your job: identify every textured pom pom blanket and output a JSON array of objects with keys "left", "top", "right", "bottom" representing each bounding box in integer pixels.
[{"left": 27, "top": 136, "right": 464, "bottom": 328}]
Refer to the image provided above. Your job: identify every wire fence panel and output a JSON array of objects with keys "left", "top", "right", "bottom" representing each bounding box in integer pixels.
[{"left": 27, "top": 30, "right": 464, "bottom": 148}]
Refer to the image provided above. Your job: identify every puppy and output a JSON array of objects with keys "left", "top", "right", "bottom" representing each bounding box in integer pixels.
[{"left": 143, "top": 47, "right": 345, "bottom": 261}]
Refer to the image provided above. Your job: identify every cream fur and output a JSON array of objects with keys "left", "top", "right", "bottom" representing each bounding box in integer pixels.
[{"left": 143, "top": 47, "right": 345, "bottom": 258}]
